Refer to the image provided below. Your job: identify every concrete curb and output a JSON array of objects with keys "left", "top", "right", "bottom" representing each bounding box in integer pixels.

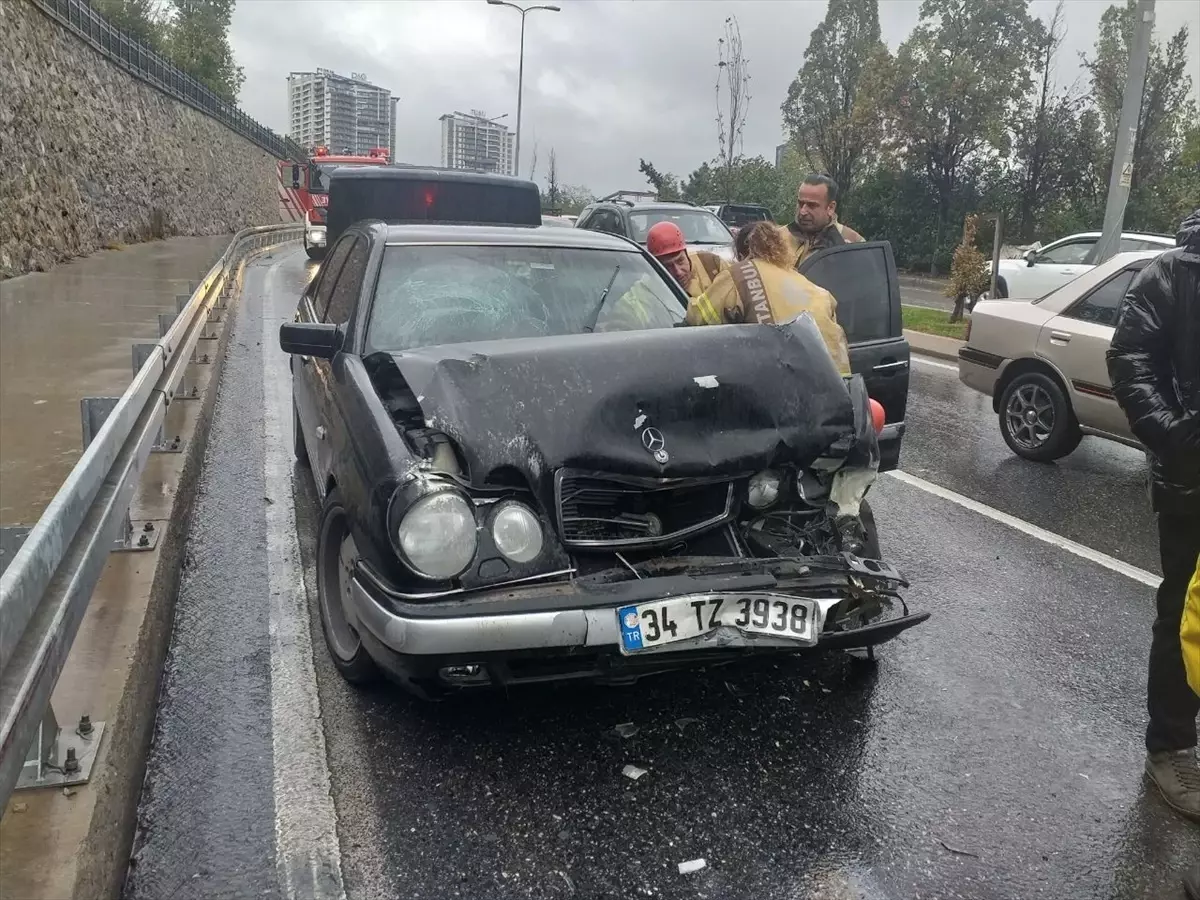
[
  {"left": 68, "top": 247, "right": 280, "bottom": 900},
  {"left": 904, "top": 328, "right": 965, "bottom": 363}
]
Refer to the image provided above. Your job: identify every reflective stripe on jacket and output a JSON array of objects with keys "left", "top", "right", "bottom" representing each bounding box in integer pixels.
[{"left": 685, "top": 258, "right": 852, "bottom": 375}]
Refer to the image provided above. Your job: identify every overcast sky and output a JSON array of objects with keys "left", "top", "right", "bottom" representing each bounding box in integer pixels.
[{"left": 230, "top": 0, "right": 1199, "bottom": 192}]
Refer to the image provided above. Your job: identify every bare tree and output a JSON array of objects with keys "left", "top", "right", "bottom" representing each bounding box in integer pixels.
[
  {"left": 546, "top": 147, "right": 561, "bottom": 211},
  {"left": 528, "top": 139, "right": 539, "bottom": 182},
  {"left": 715, "top": 16, "right": 751, "bottom": 203}
]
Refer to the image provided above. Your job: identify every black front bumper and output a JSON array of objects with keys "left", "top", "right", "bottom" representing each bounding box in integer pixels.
[{"left": 347, "top": 554, "right": 927, "bottom": 690}]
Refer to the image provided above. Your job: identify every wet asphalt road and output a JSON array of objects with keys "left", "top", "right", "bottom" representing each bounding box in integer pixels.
[{"left": 128, "top": 246, "right": 1194, "bottom": 900}]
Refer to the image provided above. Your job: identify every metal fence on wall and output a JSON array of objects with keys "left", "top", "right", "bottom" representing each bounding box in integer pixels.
[{"left": 30, "top": 0, "right": 307, "bottom": 163}]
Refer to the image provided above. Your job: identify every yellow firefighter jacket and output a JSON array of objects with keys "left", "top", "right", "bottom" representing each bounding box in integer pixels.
[
  {"left": 681, "top": 250, "right": 729, "bottom": 299},
  {"left": 1180, "top": 552, "right": 1200, "bottom": 696},
  {"left": 779, "top": 217, "right": 865, "bottom": 268},
  {"left": 685, "top": 257, "right": 852, "bottom": 376}
]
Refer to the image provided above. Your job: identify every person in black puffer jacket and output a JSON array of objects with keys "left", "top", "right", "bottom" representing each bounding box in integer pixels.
[{"left": 1107, "top": 207, "right": 1200, "bottom": 825}]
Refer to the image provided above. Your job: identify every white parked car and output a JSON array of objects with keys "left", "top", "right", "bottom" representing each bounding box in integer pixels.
[
  {"left": 958, "top": 249, "right": 1163, "bottom": 461},
  {"left": 982, "top": 231, "right": 1173, "bottom": 302}
]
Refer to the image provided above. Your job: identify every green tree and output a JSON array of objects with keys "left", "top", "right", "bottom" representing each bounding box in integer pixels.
[
  {"left": 1084, "top": 0, "right": 1195, "bottom": 192},
  {"left": 165, "top": 0, "right": 244, "bottom": 102},
  {"left": 890, "top": 0, "right": 1039, "bottom": 257},
  {"left": 780, "top": 0, "right": 888, "bottom": 199},
  {"left": 638, "top": 159, "right": 682, "bottom": 201},
  {"left": 93, "top": 0, "right": 168, "bottom": 50},
  {"left": 558, "top": 184, "right": 595, "bottom": 215},
  {"left": 681, "top": 162, "right": 719, "bottom": 205},
  {"left": 1010, "top": 1, "right": 1085, "bottom": 241}
]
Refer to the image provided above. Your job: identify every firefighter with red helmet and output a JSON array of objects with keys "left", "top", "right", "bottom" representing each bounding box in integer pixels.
[{"left": 646, "top": 221, "right": 728, "bottom": 299}]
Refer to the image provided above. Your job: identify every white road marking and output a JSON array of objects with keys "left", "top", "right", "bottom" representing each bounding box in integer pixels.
[
  {"left": 911, "top": 355, "right": 959, "bottom": 372},
  {"left": 885, "top": 469, "right": 1160, "bottom": 588},
  {"left": 260, "top": 252, "right": 347, "bottom": 900}
]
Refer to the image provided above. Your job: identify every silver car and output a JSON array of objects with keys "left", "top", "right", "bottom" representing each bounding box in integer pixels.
[{"left": 958, "top": 250, "right": 1162, "bottom": 461}]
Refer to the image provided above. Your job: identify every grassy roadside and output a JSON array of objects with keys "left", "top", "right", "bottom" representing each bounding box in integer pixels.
[{"left": 902, "top": 305, "right": 969, "bottom": 341}]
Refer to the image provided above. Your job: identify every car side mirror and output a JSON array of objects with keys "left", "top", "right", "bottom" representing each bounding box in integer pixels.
[
  {"left": 1024, "top": 249, "right": 1037, "bottom": 266},
  {"left": 280, "top": 322, "right": 342, "bottom": 359}
]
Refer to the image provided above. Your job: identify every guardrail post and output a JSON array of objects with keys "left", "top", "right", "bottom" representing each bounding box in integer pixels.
[
  {"left": 2, "top": 527, "right": 108, "bottom": 792},
  {"left": 15, "top": 699, "right": 107, "bottom": 792},
  {"left": 80, "top": 398, "right": 159, "bottom": 552},
  {"left": 133, "top": 344, "right": 180, "bottom": 453},
  {"left": 159, "top": 314, "right": 198, "bottom": 399}
]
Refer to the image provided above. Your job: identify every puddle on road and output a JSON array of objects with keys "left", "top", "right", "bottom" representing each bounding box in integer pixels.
[{"left": 0, "top": 236, "right": 231, "bottom": 526}]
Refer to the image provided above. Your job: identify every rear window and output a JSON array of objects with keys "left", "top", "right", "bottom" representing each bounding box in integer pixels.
[
  {"left": 627, "top": 210, "right": 732, "bottom": 245},
  {"left": 366, "top": 245, "right": 683, "bottom": 352},
  {"left": 798, "top": 244, "right": 895, "bottom": 344}
]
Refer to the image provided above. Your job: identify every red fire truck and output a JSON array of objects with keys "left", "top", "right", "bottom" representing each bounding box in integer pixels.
[{"left": 277, "top": 146, "right": 390, "bottom": 259}]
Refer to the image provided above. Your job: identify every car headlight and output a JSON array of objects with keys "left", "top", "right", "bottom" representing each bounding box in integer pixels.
[
  {"left": 747, "top": 470, "right": 782, "bottom": 509},
  {"left": 397, "top": 491, "right": 477, "bottom": 580},
  {"left": 491, "top": 502, "right": 543, "bottom": 563}
]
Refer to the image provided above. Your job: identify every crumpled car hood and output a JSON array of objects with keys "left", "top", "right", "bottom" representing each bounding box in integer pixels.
[{"left": 388, "top": 315, "right": 856, "bottom": 500}]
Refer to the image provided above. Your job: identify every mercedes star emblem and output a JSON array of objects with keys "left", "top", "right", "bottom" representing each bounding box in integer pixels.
[{"left": 641, "top": 427, "right": 669, "bottom": 464}]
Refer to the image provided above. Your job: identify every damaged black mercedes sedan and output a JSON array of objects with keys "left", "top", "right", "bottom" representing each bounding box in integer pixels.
[{"left": 282, "top": 221, "right": 928, "bottom": 697}]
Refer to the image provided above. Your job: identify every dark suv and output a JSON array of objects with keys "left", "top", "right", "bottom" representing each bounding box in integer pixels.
[
  {"left": 707, "top": 203, "right": 774, "bottom": 235},
  {"left": 575, "top": 198, "right": 735, "bottom": 261}
]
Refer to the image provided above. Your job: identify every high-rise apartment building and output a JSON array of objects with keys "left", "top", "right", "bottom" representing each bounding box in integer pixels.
[
  {"left": 439, "top": 111, "right": 515, "bottom": 176},
  {"left": 288, "top": 69, "right": 398, "bottom": 158}
]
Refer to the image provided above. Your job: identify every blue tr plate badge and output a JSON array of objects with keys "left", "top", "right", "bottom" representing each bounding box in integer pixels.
[{"left": 617, "top": 605, "right": 643, "bottom": 652}]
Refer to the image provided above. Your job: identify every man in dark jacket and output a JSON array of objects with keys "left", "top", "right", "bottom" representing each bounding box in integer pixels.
[{"left": 1106, "top": 208, "right": 1200, "bottom": 823}]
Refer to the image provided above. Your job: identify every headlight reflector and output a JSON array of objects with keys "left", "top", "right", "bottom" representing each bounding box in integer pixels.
[
  {"left": 491, "top": 503, "right": 544, "bottom": 563},
  {"left": 397, "top": 491, "right": 477, "bottom": 579},
  {"left": 747, "top": 470, "right": 782, "bottom": 509}
]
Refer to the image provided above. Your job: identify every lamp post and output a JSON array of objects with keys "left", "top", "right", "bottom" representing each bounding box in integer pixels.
[{"left": 486, "top": 0, "right": 560, "bottom": 178}]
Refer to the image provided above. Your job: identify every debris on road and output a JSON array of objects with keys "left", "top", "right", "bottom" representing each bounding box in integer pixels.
[
  {"left": 675, "top": 717, "right": 699, "bottom": 732},
  {"left": 938, "top": 839, "right": 980, "bottom": 858},
  {"left": 555, "top": 870, "right": 576, "bottom": 894},
  {"left": 622, "top": 764, "right": 647, "bottom": 781},
  {"left": 678, "top": 858, "right": 707, "bottom": 874},
  {"left": 614, "top": 722, "right": 639, "bottom": 739}
]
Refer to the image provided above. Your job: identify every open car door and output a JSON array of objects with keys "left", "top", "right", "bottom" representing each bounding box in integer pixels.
[{"left": 798, "top": 241, "right": 909, "bottom": 472}]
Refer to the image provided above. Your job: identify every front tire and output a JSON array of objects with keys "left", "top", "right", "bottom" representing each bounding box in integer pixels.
[
  {"left": 998, "top": 371, "right": 1082, "bottom": 462},
  {"left": 316, "top": 489, "right": 380, "bottom": 684}
]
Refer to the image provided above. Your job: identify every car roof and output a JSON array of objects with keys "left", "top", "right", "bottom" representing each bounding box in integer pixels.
[
  {"left": 328, "top": 165, "right": 535, "bottom": 190},
  {"left": 375, "top": 222, "right": 641, "bottom": 251},
  {"left": 1050, "top": 230, "right": 1174, "bottom": 244}
]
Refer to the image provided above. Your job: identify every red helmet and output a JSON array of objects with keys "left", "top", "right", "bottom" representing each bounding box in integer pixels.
[
  {"left": 646, "top": 221, "right": 687, "bottom": 258},
  {"left": 869, "top": 398, "right": 886, "bottom": 434}
]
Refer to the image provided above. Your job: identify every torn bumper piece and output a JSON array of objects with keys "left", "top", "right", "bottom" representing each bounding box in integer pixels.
[{"left": 348, "top": 556, "right": 928, "bottom": 688}]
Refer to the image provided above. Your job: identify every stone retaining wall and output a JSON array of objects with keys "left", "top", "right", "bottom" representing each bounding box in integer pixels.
[{"left": 0, "top": 0, "right": 280, "bottom": 279}]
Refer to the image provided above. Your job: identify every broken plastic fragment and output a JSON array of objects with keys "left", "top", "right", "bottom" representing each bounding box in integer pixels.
[
  {"left": 614, "top": 722, "right": 640, "bottom": 739},
  {"left": 622, "top": 764, "right": 647, "bottom": 781},
  {"left": 675, "top": 717, "right": 699, "bottom": 732},
  {"left": 693, "top": 375, "right": 719, "bottom": 389},
  {"left": 633, "top": 413, "right": 647, "bottom": 430},
  {"left": 678, "top": 858, "right": 706, "bottom": 874}
]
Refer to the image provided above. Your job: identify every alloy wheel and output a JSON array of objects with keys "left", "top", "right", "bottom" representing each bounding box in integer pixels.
[
  {"left": 1005, "top": 383, "right": 1056, "bottom": 450},
  {"left": 318, "top": 509, "right": 363, "bottom": 662}
]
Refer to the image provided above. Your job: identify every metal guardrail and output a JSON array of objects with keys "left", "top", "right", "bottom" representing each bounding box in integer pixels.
[
  {"left": 0, "top": 224, "right": 302, "bottom": 807},
  {"left": 29, "top": 0, "right": 307, "bottom": 164}
]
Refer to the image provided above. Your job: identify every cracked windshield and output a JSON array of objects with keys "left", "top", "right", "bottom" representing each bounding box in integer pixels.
[{"left": 1, "top": 0, "right": 1198, "bottom": 898}]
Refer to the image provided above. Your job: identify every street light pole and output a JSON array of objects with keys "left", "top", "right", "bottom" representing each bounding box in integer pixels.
[
  {"left": 1093, "top": 0, "right": 1155, "bottom": 265},
  {"left": 487, "top": 0, "right": 560, "bottom": 178}
]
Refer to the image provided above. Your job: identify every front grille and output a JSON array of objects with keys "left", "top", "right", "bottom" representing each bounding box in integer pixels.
[{"left": 555, "top": 470, "right": 735, "bottom": 548}]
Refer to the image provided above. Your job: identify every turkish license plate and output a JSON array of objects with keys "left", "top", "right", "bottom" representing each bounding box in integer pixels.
[{"left": 617, "top": 593, "right": 817, "bottom": 653}]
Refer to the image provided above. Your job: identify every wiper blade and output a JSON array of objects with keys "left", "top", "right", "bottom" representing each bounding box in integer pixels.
[{"left": 583, "top": 264, "right": 622, "bottom": 333}]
